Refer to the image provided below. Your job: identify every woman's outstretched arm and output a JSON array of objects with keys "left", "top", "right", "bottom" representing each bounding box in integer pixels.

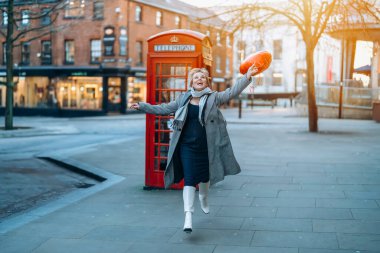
[
  {"left": 130, "top": 93, "right": 184, "bottom": 115},
  {"left": 217, "top": 65, "right": 258, "bottom": 106}
]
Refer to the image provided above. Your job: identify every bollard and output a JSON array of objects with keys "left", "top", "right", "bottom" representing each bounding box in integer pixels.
[
  {"left": 338, "top": 82, "right": 343, "bottom": 119},
  {"left": 238, "top": 99, "right": 242, "bottom": 119}
]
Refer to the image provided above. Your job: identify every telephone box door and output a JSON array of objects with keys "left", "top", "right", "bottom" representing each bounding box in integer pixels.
[{"left": 145, "top": 58, "right": 197, "bottom": 189}]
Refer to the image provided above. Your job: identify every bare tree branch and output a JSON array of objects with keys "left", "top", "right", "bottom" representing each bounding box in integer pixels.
[{"left": 12, "top": 12, "right": 59, "bottom": 43}]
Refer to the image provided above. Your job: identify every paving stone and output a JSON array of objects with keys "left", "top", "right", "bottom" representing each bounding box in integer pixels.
[
  {"left": 302, "top": 184, "right": 367, "bottom": 191},
  {"left": 217, "top": 206, "right": 276, "bottom": 218},
  {"left": 0, "top": 235, "right": 48, "bottom": 253},
  {"left": 168, "top": 229, "right": 254, "bottom": 246},
  {"left": 214, "top": 245, "right": 298, "bottom": 253},
  {"left": 276, "top": 208, "right": 352, "bottom": 219},
  {"left": 316, "top": 199, "right": 378, "bottom": 208},
  {"left": 241, "top": 217, "right": 312, "bottom": 232},
  {"left": 32, "top": 238, "right": 133, "bottom": 253},
  {"left": 299, "top": 249, "right": 373, "bottom": 253},
  {"left": 350, "top": 209, "right": 380, "bottom": 220},
  {"left": 338, "top": 234, "right": 380, "bottom": 251},
  {"left": 337, "top": 177, "right": 380, "bottom": 185},
  {"left": 251, "top": 231, "right": 338, "bottom": 249},
  {"left": 103, "top": 242, "right": 215, "bottom": 253},
  {"left": 292, "top": 176, "right": 338, "bottom": 184},
  {"left": 7, "top": 221, "right": 98, "bottom": 239},
  {"left": 278, "top": 190, "right": 345, "bottom": 198},
  {"left": 192, "top": 216, "right": 244, "bottom": 230},
  {"left": 208, "top": 196, "right": 254, "bottom": 206},
  {"left": 252, "top": 198, "right": 315, "bottom": 208},
  {"left": 344, "top": 191, "right": 380, "bottom": 200},
  {"left": 313, "top": 219, "right": 380, "bottom": 234},
  {"left": 83, "top": 226, "right": 178, "bottom": 242}
]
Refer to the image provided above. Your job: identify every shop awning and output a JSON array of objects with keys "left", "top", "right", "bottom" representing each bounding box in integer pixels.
[{"left": 354, "top": 64, "right": 371, "bottom": 75}]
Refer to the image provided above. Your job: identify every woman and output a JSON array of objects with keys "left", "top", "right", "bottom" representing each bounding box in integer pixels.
[{"left": 130, "top": 64, "right": 258, "bottom": 233}]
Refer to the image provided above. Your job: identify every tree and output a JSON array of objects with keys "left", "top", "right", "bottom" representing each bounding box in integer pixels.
[
  {"left": 0, "top": 0, "right": 90, "bottom": 130},
  {"left": 209, "top": 0, "right": 379, "bottom": 132}
]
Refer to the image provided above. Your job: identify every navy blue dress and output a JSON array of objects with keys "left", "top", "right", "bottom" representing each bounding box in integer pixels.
[{"left": 179, "top": 103, "right": 209, "bottom": 186}]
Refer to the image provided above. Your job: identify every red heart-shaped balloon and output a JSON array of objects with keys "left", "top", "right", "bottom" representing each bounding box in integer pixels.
[{"left": 239, "top": 50, "right": 272, "bottom": 75}]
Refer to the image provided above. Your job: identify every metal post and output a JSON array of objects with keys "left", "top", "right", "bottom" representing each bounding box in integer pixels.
[
  {"left": 338, "top": 81, "right": 343, "bottom": 119},
  {"left": 238, "top": 98, "right": 242, "bottom": 119}
]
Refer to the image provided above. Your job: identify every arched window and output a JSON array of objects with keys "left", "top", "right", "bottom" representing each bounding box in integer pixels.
[{"left": 135, "top": 6, "right": 142, "bottom": 22}]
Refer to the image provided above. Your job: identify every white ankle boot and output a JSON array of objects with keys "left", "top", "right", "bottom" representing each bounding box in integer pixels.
[
  {"left": 183, "top": 186, "right": 195, "bottom": 233},
  {"left": 199, "top": 181, "right": 210, "bottom": 214}
]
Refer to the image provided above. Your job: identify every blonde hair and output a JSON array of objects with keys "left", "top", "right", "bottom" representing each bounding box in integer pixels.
[{"left": 188, "top": 68, "right": 211, "bottom": 88}]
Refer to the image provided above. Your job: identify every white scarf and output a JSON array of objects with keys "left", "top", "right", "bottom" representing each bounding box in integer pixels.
[{"left": 171, "top": 87, "right": 213, "bottom": 130}]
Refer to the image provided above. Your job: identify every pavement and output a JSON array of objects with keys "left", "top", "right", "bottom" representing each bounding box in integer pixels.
[{"left": 0, "top": 107, "right": 380, "bottom": 253}]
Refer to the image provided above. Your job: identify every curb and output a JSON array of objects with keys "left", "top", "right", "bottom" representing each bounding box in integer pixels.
[{"left": 0, "top": 156, "right": 125, "bottom": 234}]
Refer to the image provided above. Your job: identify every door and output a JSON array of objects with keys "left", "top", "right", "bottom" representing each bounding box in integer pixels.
[{"left": 146, "top": 58, "right": 197, "bottom": 188}]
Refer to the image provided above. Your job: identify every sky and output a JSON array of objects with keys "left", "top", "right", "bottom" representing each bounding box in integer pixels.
[{"left": 179, "top": 0, "right": 248, "bottom": 7}]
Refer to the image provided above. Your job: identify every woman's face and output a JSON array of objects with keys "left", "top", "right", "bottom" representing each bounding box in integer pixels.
[{"left": 192, "top": 72, "right": 208, "bottom": 91}]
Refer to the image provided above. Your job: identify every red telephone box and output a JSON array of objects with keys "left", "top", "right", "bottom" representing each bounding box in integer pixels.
[{"left": 144, "top": 29, "right": 212, "bottom": 189}]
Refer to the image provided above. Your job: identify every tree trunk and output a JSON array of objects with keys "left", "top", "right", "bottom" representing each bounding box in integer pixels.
[
  {"left": 5, "top": 0, "right": 14, "bottom": 130},
  {"left": 305, "top": 45, "right": 318, "bottom": 132}
]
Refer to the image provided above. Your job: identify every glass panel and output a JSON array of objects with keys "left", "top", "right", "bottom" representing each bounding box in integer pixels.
[
  {"left": 159, "top": 145, "right": 169, "bottom": 156},
  {"left": 161, "top": 64, "right": 175, "bottom": 76},
  {"left": 161, "top": 78, "right": 185, "bottom": 90},
  {"left": 175, "top": 65, "right": 186, "bottom": 75},
  {"left": 159, "top": 159, "right": 167, "bottom": 171},
  {"left": 161, "top": 90, "right": 183, "bottom": 103}
]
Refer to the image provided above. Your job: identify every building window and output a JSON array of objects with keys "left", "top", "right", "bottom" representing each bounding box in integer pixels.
[
  {"left": 226, "top": 58, "right": 230, "bottom": 74},
  {"left": 2, "top": 11, "right": 8, "bottom": 26},
  {"left": 21, "top": 10, "right": 30, "bottom": 27},
  {"left": 65, "top": 0, "right": 85, "bottom": 18},
  {"left": 21, "top": 42, "right": 30, "bottom": 65},
  {"left": 156, "top": 11, "right": 162, "bottom": 26},
  {"left": 273, "top": 72, "right": 282, "bottom": 86},
  {"left": 93, "top": 0, "right": 104, "bottom": 19},
  {"left": 254, "top": 40, "right": 263, "bottom": 52},
  {"left": 3, "top": 42, "right": 6, "bottom": 65},
  {"left": 216, "top": 56, "right": 221, "bottom": 73},
  {"left": 226, "top": 35, "right": 231, "bottom": 47},
  {"left": 64, "top": 40, "right": 75, "bottom": 64},
  {"left": 136, "top": 41, "right": 143, "bottom": 66},
  {"left": 273, "top": 40, "right": 282, "bottom": 59},
  {"left": 41, "top": 8, "right": 51, "bottom": 25},
  {"left": 206, "top": 30, "right": 210, "bottom": 36},
  {"left": 41, "top": 40, "right": 52, "bottom": 65},
  {"left": 135, "top": 6, "right": 142, "bottom": 22},
  {"left": 119, "top": 27, "right": 127, "bottom": 56},
  {"left": 216, "top": 32, "right": 221, "bottom": 46},
  {"left": 90, "top": 40, "right": 101, "bottom": 63},
  {"left": 175, "top": 16, "right": 181, "bottom": 28}
]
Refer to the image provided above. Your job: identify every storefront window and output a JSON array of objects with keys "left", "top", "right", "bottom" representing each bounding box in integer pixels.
[
  {"left": 4, "top": 76, "right": 56, "bottom": 108},
  {"left": 56, "top": 76, "right": 102, "bottom": 110},
  {"left": 127, "top": 76, "right": 146, "bottom": 109}
]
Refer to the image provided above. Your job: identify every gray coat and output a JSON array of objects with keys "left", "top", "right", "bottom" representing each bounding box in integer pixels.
[{"left": 139, "top": 75, "right": 252, "bottom": 188}]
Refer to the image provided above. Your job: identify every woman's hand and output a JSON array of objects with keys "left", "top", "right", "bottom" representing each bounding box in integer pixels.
[
  {"left": 130, "top": 103, "right": 140, "bottom": 110},
  {"left": 246, "top": 64, "right": 259, "bottom": 77}
]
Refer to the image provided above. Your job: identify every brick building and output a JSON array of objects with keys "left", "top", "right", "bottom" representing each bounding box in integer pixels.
[{"left": 0, "top": 0, "right": 233, "bottom": 115}]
